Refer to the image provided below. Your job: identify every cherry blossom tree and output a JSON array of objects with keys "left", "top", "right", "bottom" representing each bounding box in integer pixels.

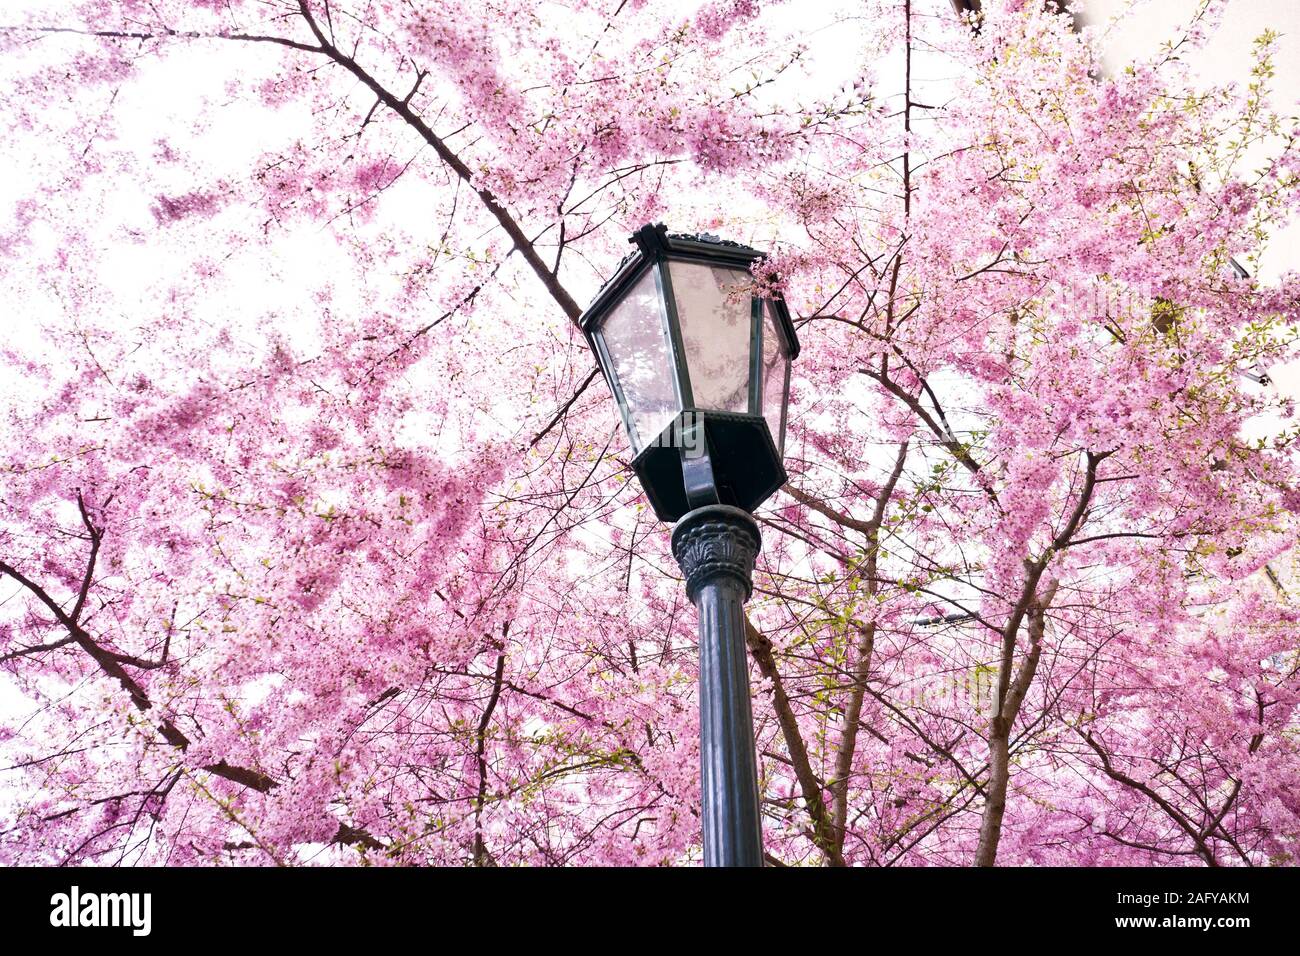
[{"left": 1, "top": 0, "right": 1297, "bottom": 866}]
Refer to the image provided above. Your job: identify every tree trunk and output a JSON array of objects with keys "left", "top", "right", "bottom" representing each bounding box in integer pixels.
[
  {"left": 974, "top": 577, "right": 1056, "bottom": 866},
  {"left": 975, "top": 717, "right": 1010, "bottom": 866}
]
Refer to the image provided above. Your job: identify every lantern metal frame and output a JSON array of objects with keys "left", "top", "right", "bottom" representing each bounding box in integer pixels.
[{"left": 579, "top": 223, "right": 800, "bottom": 522}]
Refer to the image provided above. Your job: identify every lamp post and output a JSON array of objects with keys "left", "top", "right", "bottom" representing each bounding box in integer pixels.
[{"left": 578, "top": 223, "right": 800, "bottom": 867}]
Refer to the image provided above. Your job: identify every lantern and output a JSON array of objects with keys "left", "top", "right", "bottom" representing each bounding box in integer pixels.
[{"left": 579, "top": 223, "right": 799, "bottom": 521}]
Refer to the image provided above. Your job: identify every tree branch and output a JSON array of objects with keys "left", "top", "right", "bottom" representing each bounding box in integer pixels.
[
  {"left": 744, "top": 617, "right": 843, "bottom": 866},
  {"left": 295, "top": 0, "right": 584, "bottom": 323}
]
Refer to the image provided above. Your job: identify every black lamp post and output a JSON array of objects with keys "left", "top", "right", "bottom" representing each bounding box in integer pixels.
[{"left": 579, "top": 223, "right": 799, "bottom": 867}]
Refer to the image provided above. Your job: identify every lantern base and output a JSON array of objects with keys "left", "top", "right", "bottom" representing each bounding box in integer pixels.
[{"left": 632, "top": 410, "right": 786, "bottom": 522}]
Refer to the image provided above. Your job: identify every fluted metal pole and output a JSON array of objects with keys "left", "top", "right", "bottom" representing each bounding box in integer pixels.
[{"left": 671, "top": 504, "right": 763, "bottom": 867}]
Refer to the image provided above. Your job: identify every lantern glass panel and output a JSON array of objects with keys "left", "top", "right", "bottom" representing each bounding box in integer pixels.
[
  {"left": 669, "top": 260, "right": 753, "bottom": 414},
  {"left": 596, "top": 268, "right": 679, "bottom": 452},
  {"left": 761, "top": 300, "right": 791, "bottom": 454}
]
